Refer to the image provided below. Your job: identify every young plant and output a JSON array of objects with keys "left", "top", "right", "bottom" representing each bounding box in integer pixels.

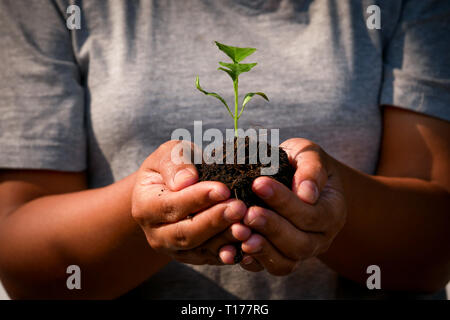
[{"left": 196, "top": 41, "right": 269, "bottom": 137}]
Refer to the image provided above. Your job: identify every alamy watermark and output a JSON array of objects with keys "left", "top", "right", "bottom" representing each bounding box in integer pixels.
[
  {"left": 66, "top": 5, "right": 81, "bottom": 30},
  {"left": 66, "top": 4, "right": 380, "bottom": 31},
  {"left": 366, "top": 265, "right": 381, "bottom": 289},
  {"left": 366, "top": 5, "right": 381, "bottom": 30},
  {"left": 66, "top": 265, "right": 81, "bottom": 290},
  {"left": 170, "top": 121, "right": 280, "bottom": 175}
]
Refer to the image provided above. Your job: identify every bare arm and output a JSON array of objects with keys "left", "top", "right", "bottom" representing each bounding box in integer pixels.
[
  {"left": 0, "top": 170, "right": 170, "bottom": 299},
  {"left": 321, "top": 106, "right": 450, "bottom": 291},
  {"left": 238, "top": 106, "right": 450, "bottom": 292},
  {"left": 0, "top": 141, "right": 248, "bottom": 299}
]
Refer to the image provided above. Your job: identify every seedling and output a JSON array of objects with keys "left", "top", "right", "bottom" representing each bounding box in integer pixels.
[
  {"left": 196, "top": 41, "right": 269, "bottom": 137},
  {"left": 194, "top": 42, "right": 295, "bottom": 257}
]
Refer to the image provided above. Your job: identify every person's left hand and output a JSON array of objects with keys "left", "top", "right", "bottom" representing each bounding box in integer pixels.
[{"left": 222, "top": 138, "right": 347, "bottom": 275}]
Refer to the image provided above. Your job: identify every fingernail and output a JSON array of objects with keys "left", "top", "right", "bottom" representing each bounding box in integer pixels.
[
  {"left": 253, "top": 180, "right": 273, "bottom": 199},
  {"left": 224, "top": 203, "right": 245, "bottom": 221},
  {"left": 250, "top": 216, "right": 266, "bottom": 228},
  {"left": 244, "top": 236, "right": 263, "bottom": 253},
  {"left": 219, "top": 250, "right": 235, "bottom": 265},
  {"left": 242, "top": 256, "right": 254, "bottom": 265},
  {"left": 245, "top": 207, "right": 266, "bottom": 228},
  {"left": 298, "top": 180, "right": 319, "bottom": 204},
  {"left": 209, "top": 187, "right": 230, "bottom": 201},
  {"left": 232, "top": 224, "right": 252, "bottom": 241},
  {"left": 173, "top": 168, "right": 196, "bottom": 188}
]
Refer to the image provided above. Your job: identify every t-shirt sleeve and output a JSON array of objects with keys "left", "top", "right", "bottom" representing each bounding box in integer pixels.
[
  {"left": 380, "top": 0, "right": 450, "bottom": 122},
  {"left": 0, "top": 0, "right": 86, "bottom": 171}
]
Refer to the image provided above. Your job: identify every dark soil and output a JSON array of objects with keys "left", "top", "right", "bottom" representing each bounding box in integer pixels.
[{"left": 196, "top": 137, "right": 295, "bottom": 263}]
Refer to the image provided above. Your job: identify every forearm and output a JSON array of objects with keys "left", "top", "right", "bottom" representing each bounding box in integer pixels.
[
  {"left": 321, "top": 159, "right": 450, "bottom": 292},
  {"left": 0, "top": 173, "right": 170, "bottom": 299}
]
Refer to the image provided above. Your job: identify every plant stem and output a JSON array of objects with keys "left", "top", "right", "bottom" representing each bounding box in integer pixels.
[{"left": 233, "top": 78, "right": 239, "bottom": 137}]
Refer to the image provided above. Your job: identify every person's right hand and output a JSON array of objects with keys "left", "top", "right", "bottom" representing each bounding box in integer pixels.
[{"left": 131, "top": 140, "right": 251, "bottom": 265}]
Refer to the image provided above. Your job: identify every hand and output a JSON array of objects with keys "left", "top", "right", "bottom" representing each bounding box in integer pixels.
[
  {"left": 131, "top": 140, "right": 252, "bottom": 265},
  {"left": 237, "top": 138, "right": 347, "bottom": 275}
]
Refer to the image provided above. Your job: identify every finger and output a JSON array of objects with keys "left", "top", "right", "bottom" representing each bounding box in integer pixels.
[
  {"left": 241, "top": 234, "right": 298, "bottom": 276},
  {"left": 134, "top": 176, "right": 230, "bottom": 225},
  {"left": 281, "top": 138, "right": 329, "bottom": 204},
  {"left": 151, "top": 199, "right": 247, "bottom": 250},
  {"left": 206, "top": 223, "right": 252, "bottom": 246},
  {"left": 229, "top": 222, "right": 253, "bottom": 241},
  {"left": 218, "top": 245, "right": 237, "bottom": 265},
  {"left": 239, "top": 254, "right": 264, "bottom": 272},
  {"left": 244, "top": 206, "right": 325, "bottom": 259},
  {"left": 164, "top": 231, "right": 237, "bottom": 266},
  {"left": 202, "top": 223, "right": 252, "bottom": 264},
  {"left": 144, "top": 140, "right": 200, "bottom": 191},
  {"left": 173, "top": 223, "right": 252, "bottom": 266},
  {"left": 252, "top": 176, "right": 331, "bottom": 232}
]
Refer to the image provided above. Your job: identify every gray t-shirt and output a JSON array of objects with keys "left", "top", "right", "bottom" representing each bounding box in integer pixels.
[{"left": 0, "top": 0, "right": 449, "bottom": 299}]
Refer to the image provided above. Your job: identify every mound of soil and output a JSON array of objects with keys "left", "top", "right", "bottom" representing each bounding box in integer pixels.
[{"left": 196, "top": 137, "right": 294, "bottom": 262}]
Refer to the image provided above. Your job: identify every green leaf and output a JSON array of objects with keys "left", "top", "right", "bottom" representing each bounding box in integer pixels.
[
  {"left": 218, "top": 62, "right": 257, "bottom": 79},
  {"left": 195, "top": 76, "right": 234, "bottom": 118},
  {"left": 238, "top": 92, "right": 269, "bottom": 118},
  {"left": 217, "top": 67, "right": 236, "bottom": 81},
  {"left": 215, "top": 41, "right": 256, "bottom": 63}
]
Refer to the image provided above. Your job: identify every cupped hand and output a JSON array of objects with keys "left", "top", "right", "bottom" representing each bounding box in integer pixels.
[
  {"left": 235, "top": 138, "right": 347, "bottom": 275},
  {"left": 131, "top": 140, "right": 252, "bottom": 265}
]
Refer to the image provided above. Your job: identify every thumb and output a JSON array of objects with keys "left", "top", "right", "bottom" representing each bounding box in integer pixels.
[
  {"left": 281, "top": 139, "right": 329, "bottom": 204},
  {"left": 145, "top": 140, "right": 200, "bottom": 191}
]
